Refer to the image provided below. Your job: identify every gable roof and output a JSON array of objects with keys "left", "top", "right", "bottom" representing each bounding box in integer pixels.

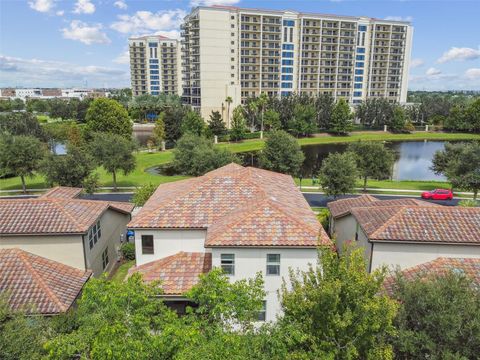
[
  {"left": 129, "top": 164, "right": 330, "bottom": 247},
  {"left": 40, "top": 186, "right": 83, "bottom": 199},
  {"left": 352, "top": 206, "right": 480, "bottom": 244},
  {"left": 383, "top": 257, "right": 480, "bottom": 295},
  {"left": 327, "top": 195, "right": 436, "bottom": 218},
  {"left": 0, "top": 248, "right": 91, "bottom": 315},
  {"left": 128, "top": 252, "right": 211, "bottom": 295},
  {"left": 0, "top": 188, "right": 134, "bottom": 235}
]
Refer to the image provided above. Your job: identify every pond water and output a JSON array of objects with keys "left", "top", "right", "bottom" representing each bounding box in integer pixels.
[{"left": 301, "top": 140, "right": 449, "bottom": 181}]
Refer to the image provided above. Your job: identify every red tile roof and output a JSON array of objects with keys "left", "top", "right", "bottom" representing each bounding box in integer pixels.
[
  {"left": 128, "top": 252, "right": 211, "bottom": 295},
  {"left": 129, "top": 164, "right": 330, "bottom": 247},
  {"left": 383, "top": 257, "right": 480, "bottom": 295},
  {"left": 328, "top": 195, "right": 436, "bottom": 218},
  {"left": 0, "top": 248, "right": 91, "bottom": 315},
  {"left": 352, "top": 206, "right": 480, "bottom": 244},
  {"left": 0, "top": 196, "right": 134, "bottom": 235},
  {"left": 41, "top": 186, "right": 83, "bottom": 199}
]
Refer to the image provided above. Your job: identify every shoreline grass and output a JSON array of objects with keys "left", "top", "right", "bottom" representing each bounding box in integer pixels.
[{"left": 1, "top": 131, "right": 479, "bottom": 192}]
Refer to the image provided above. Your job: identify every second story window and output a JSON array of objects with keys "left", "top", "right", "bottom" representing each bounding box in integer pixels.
[
  {"left": 266, "top": 254, "right": 280, "bottom": 275},
  {"left": 141, "top": 235, "right": 154, "bottom": 254},
  {"left": 88, "top": 220, "right": 101, "bottom": 250},
  {"left": 102, "top": 247, "right": 109, "bottom": 270},
  {"left": 221, "top": 254, "right": 235, "bottom": 275}
]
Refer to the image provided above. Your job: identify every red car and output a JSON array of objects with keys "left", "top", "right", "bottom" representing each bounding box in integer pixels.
[{"left": 421, "top": 189, "right": 453, "bottom": 200}]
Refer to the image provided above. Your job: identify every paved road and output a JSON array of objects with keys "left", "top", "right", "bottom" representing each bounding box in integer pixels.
[{"left": 2, "top": 192, "right": 460, "bottom": 207}]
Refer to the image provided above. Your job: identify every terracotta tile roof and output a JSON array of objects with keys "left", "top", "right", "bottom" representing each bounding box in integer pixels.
[
  {"left": 41, "top": 186, "right": 83, "bottom": 199},
  {"left": 129, "top": 163, "right": 330, "bottom": 247},
  {"left": 383, "top": 257, "right": 480, "bottom": 295},
  {"left": 0, "top": 195, "right": 134, "bottom": 235},
  {"left": 352, "top": 206, "right": 480, "bottom": 244},
  {"left": 0, "top": 248, "right": 91, "bottom": 315},
  {"left": 128, "top": 252, "right": 211, "bottom": 295},
  {"left": 327, "top": 195, "right": 436, "bottom": 218}
]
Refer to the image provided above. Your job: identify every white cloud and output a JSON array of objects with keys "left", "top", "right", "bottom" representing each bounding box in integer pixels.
[
  {"left": 113, "top": 50, "right": 130, "bottom": 64},
  {"left": 437, "top": 47, "right": 480, "bottom": 63},
  {"left": 0, "top": 55, "right": 128, "bottom": 88},
  {"left": 56, "top": 10, "right": 64, "bottom": 16},
  {"left": 28, "top": 0, "right": 55, "bottom": 13},
  {"left": 62, "top": 20, "right": 110, "bottom": 45},
  {"left": 426, "top": 67, "right": 442, "bottom": 76},
  {"left": 410, "top": 58, "right": 424, "bottom": 69},
  {"left": 114, "top": 0, "right": 127, "bottom": 10},
  {"left": 465, "top": 68, "right": 480, "bottom": 80},
  {"left": 73, "top": 0, "right": 95, "bottom": 14},
  {"left": 384, "top": 16, "right": 413, "bottom": 22},
  {"left": 190, "top": 0, "right": 239, "bottom": 6},
  {"left": 110, "top": 9, "right": 186, "bottom": 35}
]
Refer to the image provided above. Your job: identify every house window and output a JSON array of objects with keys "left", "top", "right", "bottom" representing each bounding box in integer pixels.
[
  {"left": 257, "top": 300, "right": 267, "bottom": 321},
  {"left": 88, "top": 221, "right": 101, "bottom": 250},
  {"left": 102, "top": 247, "right": 109, "bottom": 270},
  {"left": 266, "top": 254, "right": 280, "bottom": 275},
  {"left": 221, "top": 254, "right": 235, "bottom": 275},
  {"left": 355, "top": 223, "right": 359, "bottom": 241},
  {"left": 141, "top": 235, "right": 154, "bottom": 254}
]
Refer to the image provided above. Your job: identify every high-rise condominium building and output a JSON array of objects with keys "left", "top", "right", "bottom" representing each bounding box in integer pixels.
[
  {"left": 181, "top": 6, "right": 413, "bottom": 121},
  {"left": 129, "top": 35, "right": 182, "bottom": 96}
]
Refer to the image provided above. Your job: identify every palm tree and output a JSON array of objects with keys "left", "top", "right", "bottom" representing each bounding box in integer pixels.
[
  {"left": 257, "top": 93, "right": 268, "bottom": 134},
  {"left": 225, "top": 96, "right": 233, "bottom": 128}
]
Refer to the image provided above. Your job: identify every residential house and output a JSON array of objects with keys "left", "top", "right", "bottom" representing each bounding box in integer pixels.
[
  {"left": 128, "top": 163, "right": 330, "bottom": 321},
  {"left": 328, "top": 195, "right": 480, "bottom": 271},
  {"left": 0, "top": 187, "right": 134, "bottom": 276},
  {"left": 0, "top": 248, "right": 91, "bottom": 315},
  {"left": 383, "top": 257, "right": 480, "bottom": 294}
]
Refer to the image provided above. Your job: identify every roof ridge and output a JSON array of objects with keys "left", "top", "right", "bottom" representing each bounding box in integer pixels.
[
  {"left": 48, "top": 198, "right": 86, "bottom": 232},
  {"left": 16, "top": 250, "right": 67, "bottom": 312},
  {"left": 266, "top": 198, "right": 320, "bottom": 234}
]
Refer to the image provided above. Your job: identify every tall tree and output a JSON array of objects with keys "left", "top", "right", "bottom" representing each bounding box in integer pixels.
[
  {"left": 288, "top": 103, "right": 317, "bottom": 137},
  {"left": 318, "top": 152, "right": 358, "bottom": 198},
  {"left": 0, "top": 135, "right": 46, "bottom": 193},
  {"left": 259, "top": 130, "right": 305, "bottom": 176},
  {"left": 172, "top": 133, "right": 237, "bottom": 176},
  {"left": 152, "top": 113, "right": 166, "bottom": 148},
  {"left": 330, "top": 99, "right": 353, "bottom": 134},
  {"left": 181, "top": 110, "right": 205, "bottom": 136},
  {"left": 40, "top": 144, "right": 94, "bottom": 187},
  {"left": 348, "top": 141, "right": 395, "bottom": 191},
  {"left": 0, "top": 112, "right": 47, "bottom": 141},
  {"left": 389, "top": 106, "right": 409, "bottom": 132},
  {"left": 465, "top": 98, "right": 480, "bottom": 133},
  {"left": 315, "top": 93, "right": 335, "bottom": 130},
  {"left": 225, "top": 96, "right": 233, "bottom": 128},
  {"left": 85, "top": 98, "right": 132, "bottom": 139},
  {"left": 432, "top": 141, "right": 480, "bottom": 199},
  {"left": 356, "top": 98, "right": 395, "bottom": 128},
  {"left": 263, "top": 109, "right": 281, "bottom": 131},
  {"left": 229, "top": 106, "right": 248, "bottom": 141},
  {"left": 390, "top": 271, "right": 480, "bottom": 359},
  {"left": 163, "top": 105, "right": 188, "bottom": 143},
  {"left": 279, "top": 247, "right": 398, "bottom": 359},
  {"left": 257, "top": 93, "right": 269, "bottom": 133},
  {"left": 90, "top": 132, "right": 136, "bottom": 190},
  {"left": 208, "top": 111, "right": 227, "bottom": 136}
]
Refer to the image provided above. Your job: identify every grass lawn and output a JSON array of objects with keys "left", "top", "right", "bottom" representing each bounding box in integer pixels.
[
  {"left": 110, "top": 260, "right": 135, "bottom": 283},
  {"left": 296, "top": 178, "right": 451, "bottom": 191},
  {"left": 1, "top": 131, "right": 478, "bottom": 192}
]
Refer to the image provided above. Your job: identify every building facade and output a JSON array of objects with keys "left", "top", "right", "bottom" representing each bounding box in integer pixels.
[
  {"left": 129, "top": 35, "right": 182, "bottom": 97},
  {"left": 180, "top": 6, "right": 413, "bottom": 119}
]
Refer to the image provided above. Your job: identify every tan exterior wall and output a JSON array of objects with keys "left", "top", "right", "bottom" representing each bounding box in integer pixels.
[
  {"left": 0, "top": 234, "right": 85, "bottom": 269},
  {"left": 371, "top": 242, "right": 480, "bottom": 271},
  {"left": 83, "top": 209, "right": 131, "bottom": 276}
]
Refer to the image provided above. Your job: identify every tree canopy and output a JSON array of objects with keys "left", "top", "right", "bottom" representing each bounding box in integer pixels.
[
  {"left": 259, "top": 130, "right": 305, "bottom": 176},
  {"left": 85, "top": 98, "right": 132, "bottom": 139},
  {"left": 318, "top": 152, "right": 358, "bottom": 198},
  {"left": 330, "top": 99, "right": 353, "bottom": 135}
]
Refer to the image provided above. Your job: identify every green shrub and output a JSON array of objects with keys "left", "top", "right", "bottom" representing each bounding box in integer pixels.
[
  {"left": 120, "top": 243, "right": 136, "bottom": 261},
  {"left": 316, "top": 208, "right": 330, "bottom": 232},
  {"left": 132, "top": 183, "right": 157, "bottom": 207},
  {"left": 458, "top": 199, "right": 479, "bottom": 207}
]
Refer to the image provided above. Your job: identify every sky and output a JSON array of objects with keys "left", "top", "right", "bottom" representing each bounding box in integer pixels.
[{"left": 0, "top": 0, "right": 479, "bottom": 90}]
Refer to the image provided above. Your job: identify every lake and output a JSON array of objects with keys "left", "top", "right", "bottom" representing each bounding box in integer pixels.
[{"left": 301, "top": 141, "right": 449, "bottom": 181}]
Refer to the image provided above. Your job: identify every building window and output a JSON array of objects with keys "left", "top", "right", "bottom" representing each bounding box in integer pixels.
[
  {"left": 266, "top": 254, "right": 280, "bottom": 275},
  {"left": 357, "top": 47, "right": 365, "bottom": 54},
  {"left": 88, "top": 221, "right": 101, "bottom": 250},
  {"left": 257, "top": 301, "right": 267, "bottom": 321},
  {"left": 356, "top": 55, "right": 365, "bottom": 61},
  {"left": 358, "top": 25, "right": 367, "bottom": 32},
  {"left": 355, "top": 62, "right": 364, "bottom": 68},
  {"left": 102, "top": 247, "right": 109, "bottom": 270},
  {"left": 354, "top": 91, "right": 362, "bottom": 97},
  {"left": 141, "top": 235, "right": 154, "bottom": 254},
  {"left": 221, "top": 254, "right": 235, "bottom": 275},
  {"left": 355, "top": 69, "right": 364, "bottom": 75},
  {"left": 354, "top": 76, "right": 363, "bottom": 82},
  {"left": 354, "top": 83, "right": 362, "bottom": 89},
  {"left": 282, "top": 59, "right": 293, "bottom": 66}
]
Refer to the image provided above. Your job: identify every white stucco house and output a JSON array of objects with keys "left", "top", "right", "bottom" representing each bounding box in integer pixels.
[
  {"left": 328, "top": 195, "right": 480, "bottom": 272},
  {"left": 0, "top": 187, "right": 134, "bottom": 277},
  {"left": 128, "top": 163, "right": 331, "bottom": 321}
]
